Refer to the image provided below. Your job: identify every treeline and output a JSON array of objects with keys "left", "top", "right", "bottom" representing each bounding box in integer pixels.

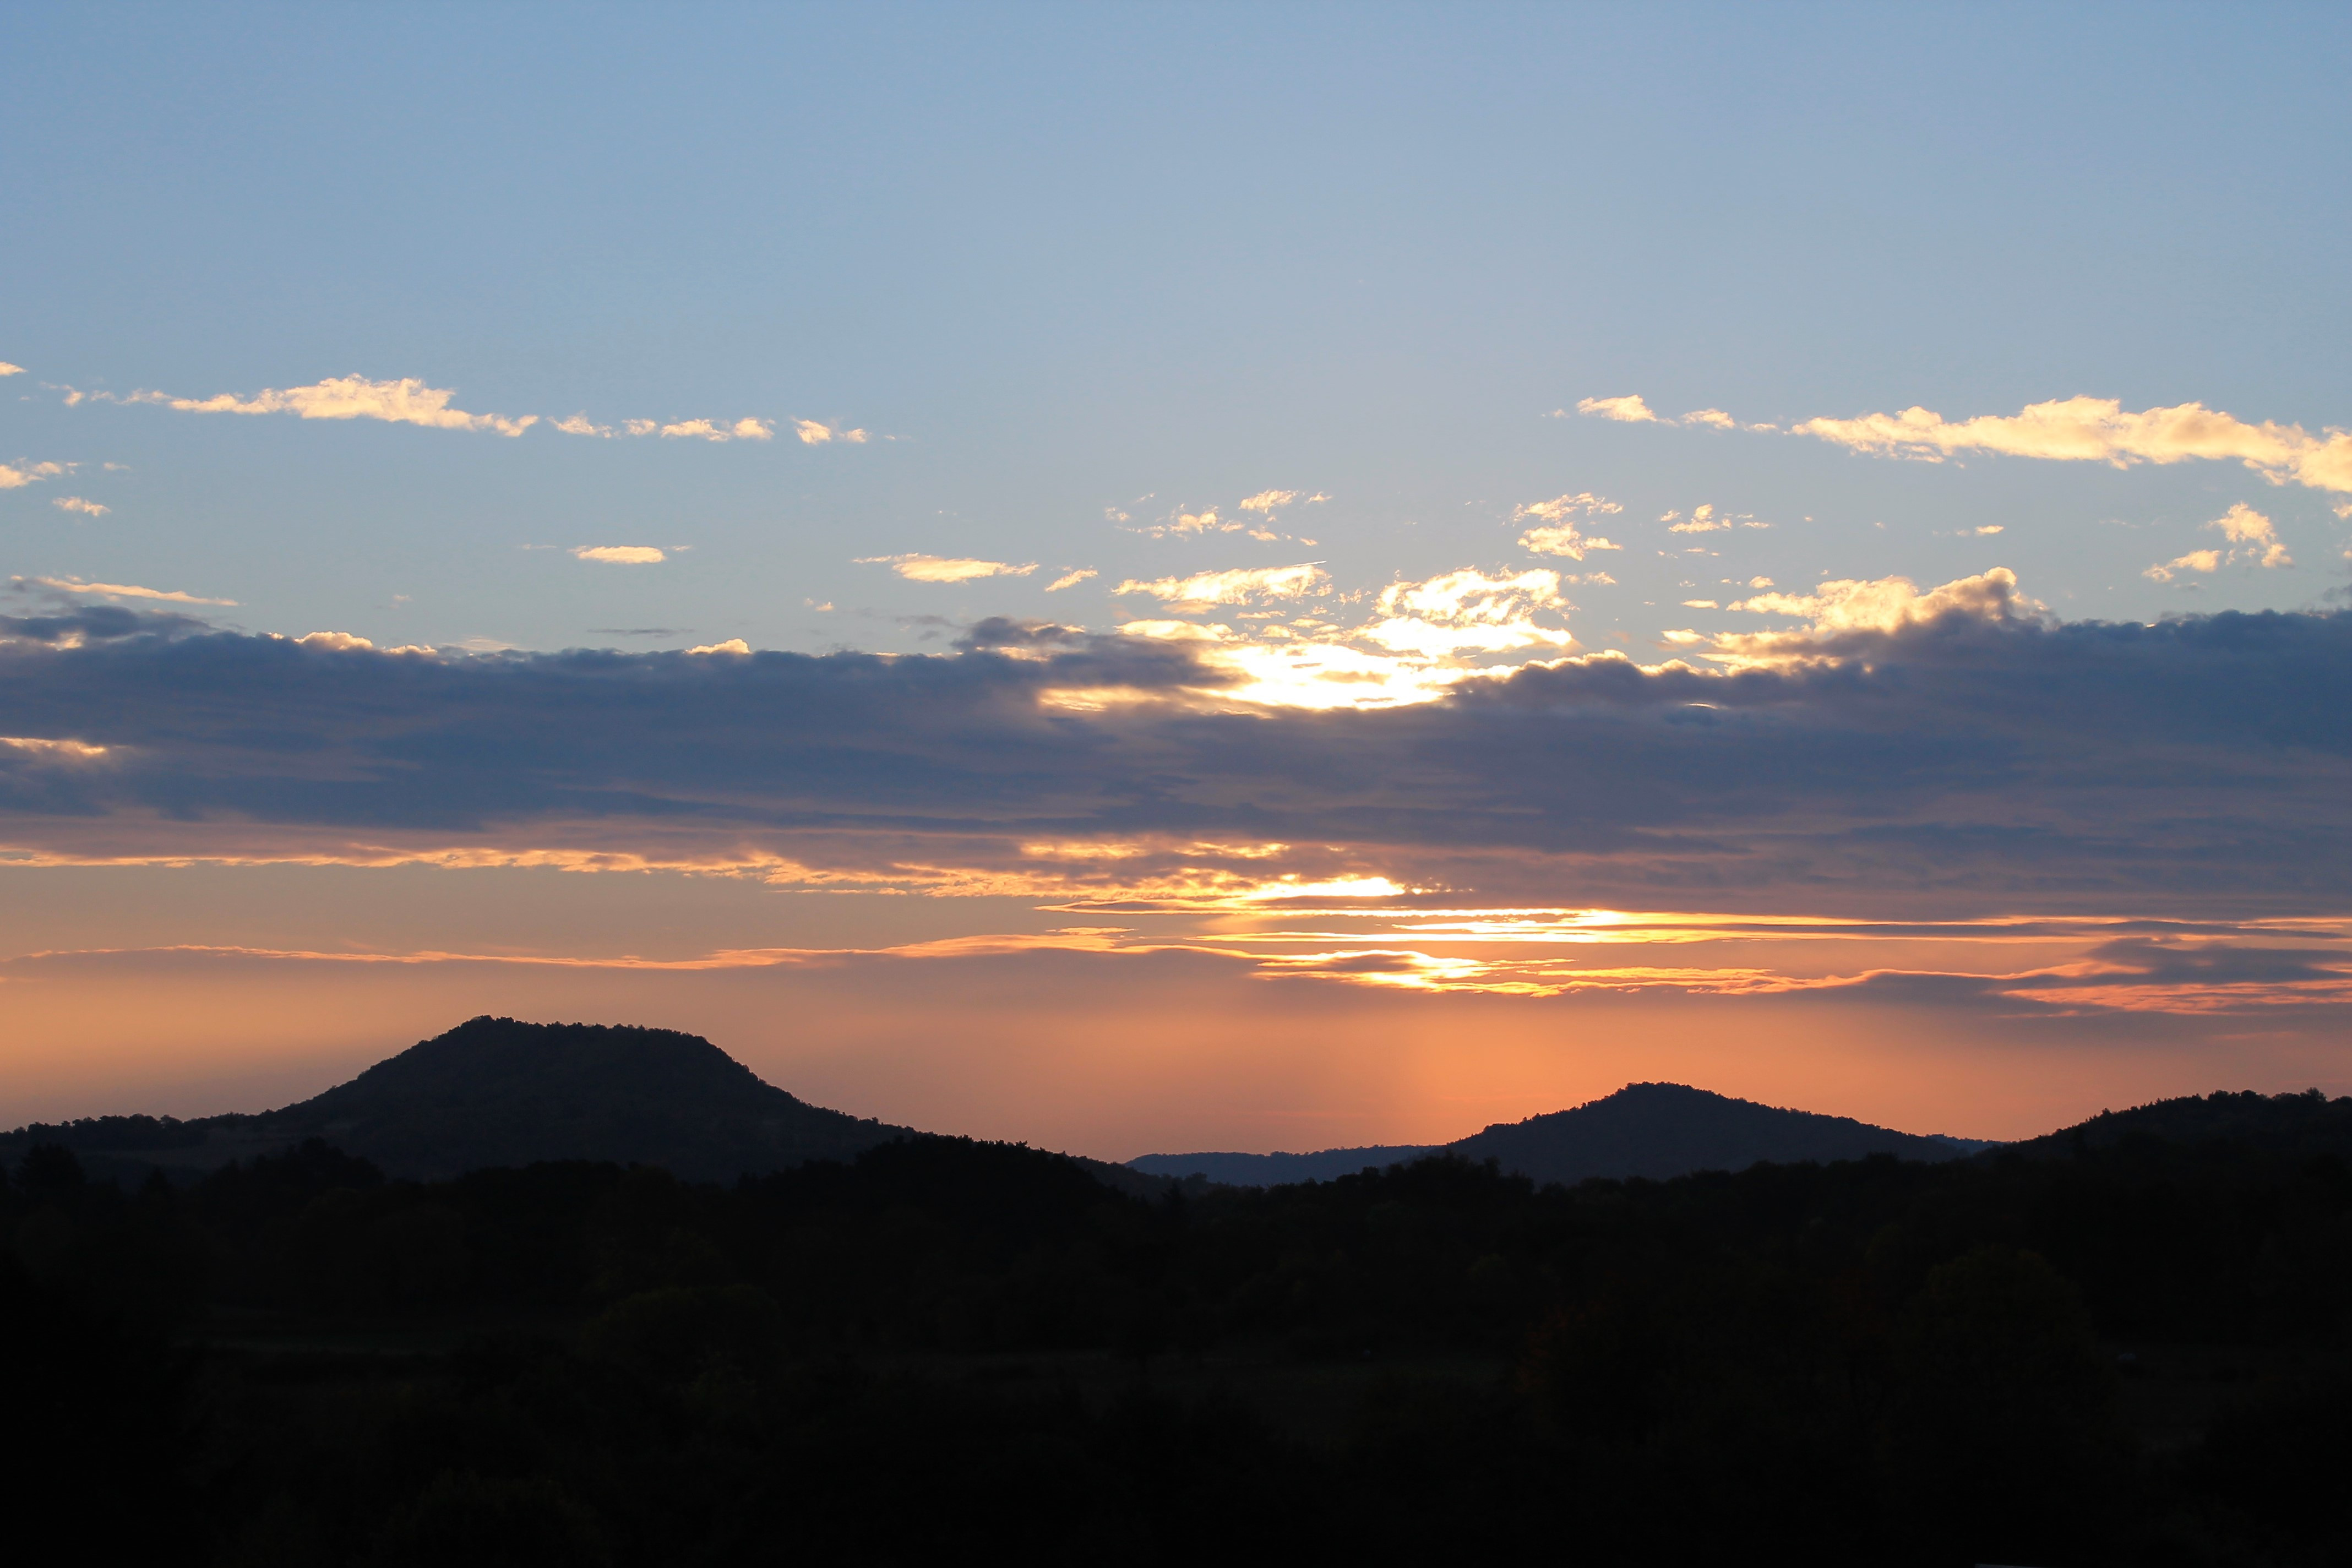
[{"left": 5, "top": 1099, "right": 2350, "bottom": 1565}]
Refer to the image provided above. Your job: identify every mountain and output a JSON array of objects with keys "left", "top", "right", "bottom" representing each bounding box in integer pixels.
[
  {"left": 1131, "top": 1082, "right": 1984, "bottom": 1188},
  {"left": 1446, "top": 1082, "right": 1976, "bottom": 1185},
  {"left": 2, "top": 1017, "right": 915, "bottom": 1183}
]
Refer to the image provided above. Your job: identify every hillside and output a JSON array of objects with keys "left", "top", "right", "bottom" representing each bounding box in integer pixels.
[
  {"left": 1, "top": 1016, "right": 914, "bottom": 1183},
  {"left": 1995, "top": 1087, "right": 2352, "bottom": 1163},
  {"left": 1128, "top": 1145, "right": 1439, "bottom": 1185},
  {"left": 1133, "top": 1082, "right": 1982, "bottom": 1188}
]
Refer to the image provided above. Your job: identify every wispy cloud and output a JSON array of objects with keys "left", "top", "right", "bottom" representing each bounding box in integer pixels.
[
  {"left": 0, "top": 460, "right": 71, "bottom": 489},
  {"left": 1575, "top": 394, "right": 1660, "bottom": 423},
  {"left": 123, "top": 375, "right": 537, "bottom": 437},
  {"left": 1236, "top": 489, "right": 1324, "bottom": 513},
  {"left": 573, "top": 546, "right": 666, "bottom": 564},
  {"left": 18, "top": 574, "right": 236, "bottom": 606},
  {"left": 859, "top": 554, "right": 1041, "bottom": 584},
  {"left": 1115, "top": 563, "right": 1330, "bottom": 607},
  {"left": 1513, "top": 493, "right": 1623, "bottom": 559},
  {"left": 1662, "top": 503, "right": 1767, "bottom": 534},
  {"left": 0, "top": 362, "right": 24, "bottom": 377},
  {"left": 662, "top": 417, "right": 772, "bottom": 442},
  {"left": 1790, "top": 395, "right": 2352, "bottom": 494},
  {"left": 51, "top": 496, "right": 109, "bottom": 516},
  {"left": 1044, "top": 569, "right": 1098, "bottom": 593},
  {"left": 793, "top": 419, "right": 869, "bottom": 445}
]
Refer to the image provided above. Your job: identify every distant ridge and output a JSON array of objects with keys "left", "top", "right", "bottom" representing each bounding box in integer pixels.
[
  {"left": 1127, "top": 1145, "right": 1439, "bottom": 1185},
  {"left": 1995, "top": 1087, "right": 2352, "bottom": 1163},
  {"left": 1132, "top": 1082, "right": 1985, "bottom": 1188}
]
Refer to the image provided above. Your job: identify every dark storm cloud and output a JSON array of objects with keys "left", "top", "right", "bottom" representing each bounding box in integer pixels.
[{"left": 1, "top": 606, "right": 2347, "bottom": 913}]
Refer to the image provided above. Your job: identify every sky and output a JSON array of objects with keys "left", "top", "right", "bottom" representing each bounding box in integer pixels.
[{"left": 4, "top": 3, "right": 2350, "bottom": 1154}]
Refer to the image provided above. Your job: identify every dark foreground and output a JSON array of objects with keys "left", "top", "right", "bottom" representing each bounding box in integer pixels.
[{"left": 7, "top": 1093, "right": 2350, "bottom": 1566}]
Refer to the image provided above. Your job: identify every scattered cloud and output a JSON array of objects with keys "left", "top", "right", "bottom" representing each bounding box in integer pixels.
[
  {"left": 662, "top": 417, "right": 772, "bottom": 442},
  {"left": 2145, "top": 503, "right": 2292, "bottom": 580},
  {"left": 1576, "top": 394, "right": 1659, "bottom": 423},
  {"left": 1238, "top": 490, "right": 1299, "bottom": 513},
  {"left": 1683, "top": 600, "right": 1719, "bottom": 609},
  {"left": 793, "top": 419, "right": 869, "bottom": 445},
  {"left": 1045, "top": 569, "right": 1098, "bottom": 593},
  {"left": 0, "top": 460, "right": 70, "bottom": 489},
  {"left": 1361, "top": 568, "right": 1573, "bottom": 656},
  {"left": 2144, "top": 551, "right": 2222, "bottom": 582},
  {"left": 1115, "top": 563, "right": 1330, "bottom": 607},
  {"left": 18, "top": 574, "right": 236, "bottom": 606},
  {"left": 573, "top": 546, "right": 667, "bottom": 565},
  {"left": 125, "top": 375, "right": 537, "bottom": 437},
  {"left": 1513, "top": 493, "right": 1624, "bottom": 559},
  {"left": 687, "top": 639, "right": 752, "bottom": 656},
  {"left": 859, "top": 554, "right": 1041, "bottom": 584},
  {"left": 51, "top": 497, "right": 108, "bottom": 516},
  {"left": 1681, "top": 409, "right": 1738, "bottom": 428},
  {"left": 1792, "top": 395, "right": 2352, "bottom": 494},
  {"left": 2209, "top": 502, "right": 2292, "bottom": 568},
  {"left": 1664, "top": 503, "right": 1767, "bottom": 534},
  {"left": 0, "top": 362, "right": 23, "bottom": 377}
]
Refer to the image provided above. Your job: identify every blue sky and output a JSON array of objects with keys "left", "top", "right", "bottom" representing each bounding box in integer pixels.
[
  {"left": 4, "top": 4, "right": 2349, "bottom": 1148},
  {"left": 9, "top": 3, "right": 2349, "bottom": 652}
]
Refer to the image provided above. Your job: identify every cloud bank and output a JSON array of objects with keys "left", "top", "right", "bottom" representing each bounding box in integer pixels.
[{"left": 1, "top": 588, "right": 2345, "bottom": 923}]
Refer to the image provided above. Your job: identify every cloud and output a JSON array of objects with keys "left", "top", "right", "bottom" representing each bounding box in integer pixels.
[
  {"left": 1114, "top": 563, "right": 1331, "bottom": 607},
  {"left": 1792, "top": 395, "right": 2352, "bottom": 494},
  {"left": 1361, "top": 568, "right": 1574, "bottom": 656},
  {"left": 2144, "top": 550, "right": 2222, "bottom": 583},
  {"left": 1238, "top": 490, "right": 1298, "bottom": 513},
  {"left": 1513, "top": 492, "right": 1623, "bottom": 559},
  {"left": 1576, "top": 395, "right": 1659, "bottom": 423},
  {"left": 2208, "top": 502, "right": 2291, "bottom": 568},
  {"left": 1044, "top": 569, "right": 1098, "bottom": 593},
  {"left": 687, "top": 639, "right": 752, "bottom": 656},
  {"left": 51, "top": 497, "right": 109, "bottom": 517},
  {"left": 1681, "top": 409, "right": 1738, "bottom": 429},
  {"left": 128, "top": 375, "right": 536, "bottom": 437},
  {"left": 859, "top": 554, "right": 1041, "bottom": 584},
  {"left": 3, "top": 598, "right": 2348, "bottom": 928},
  {"left": 16, "top": 575, "right": 237, "bottom": 606},
  {"left": 2143, "top": 504, "right": 2293, "bottom": 581},
  {"left": 1722, "top": 568, "right": 2038, "bottom": 655},
  {"left": 1, "top": 460, "right": 69, "bottom": 489},
  {"left": 661, "top": 417, "right": 772, "bottom": 442},
  {"left": 0, "top": 362, "right": 23, "bottom": 376},
  {"left": 793, "top": 420, "right": 869, "bottom": 445},
  {"left": 1660, "top": 504, "right": 1767, "bottom": 533},
  {"left": 573, "top": 546, "right": 667, "bottom": 565}
]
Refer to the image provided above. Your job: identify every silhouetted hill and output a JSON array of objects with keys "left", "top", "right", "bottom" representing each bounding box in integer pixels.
[
  {"left": 1995, "top": 1087, "right": 2352, "bottom": 1163},
  {"left": 1448, "top": 1082, "right": 1975, "bottom": 1185},
  {"left": 1131, "top": 1082, "right": 1982, "bottom": 1188},
  {"left": 1, "top": 1017, "right": 916, "bottom": 1183}
]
